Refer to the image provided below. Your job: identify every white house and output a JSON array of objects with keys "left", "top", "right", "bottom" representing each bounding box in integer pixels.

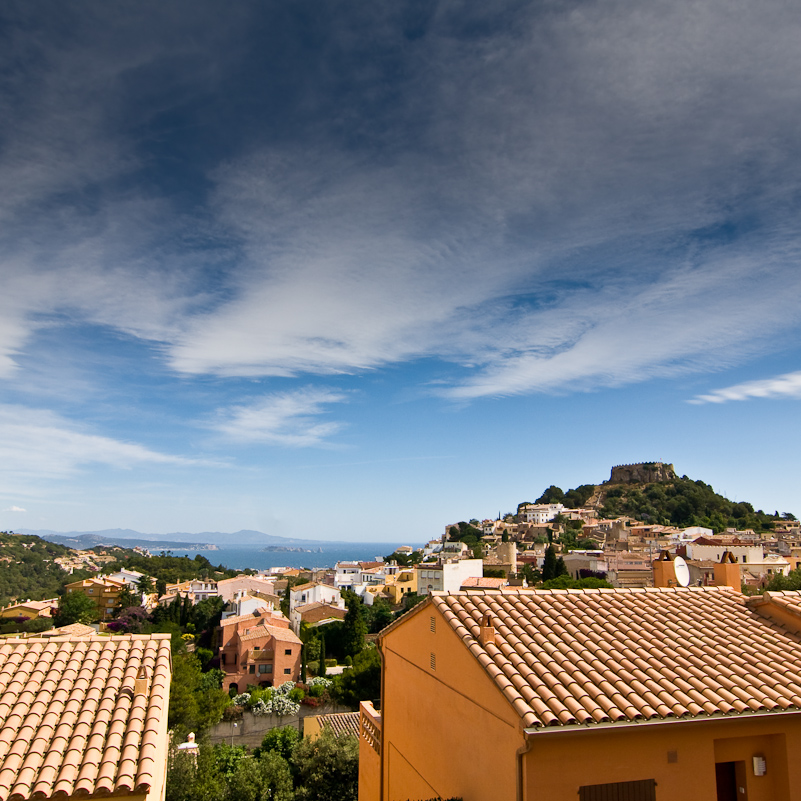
[
  {"left": 685, "top": 537, "right": 763, "bottom": 565},
  {"left": 415, "top": 559, "right": 483, "bottom": 594},
  {"left": 221, "top": 591, "right": 275, "bottom": 621},
  {"left": 288, "top": 582, "right": 345, "bottom": 632},
  {"left": 743, "top": 553, "right": 792, "bottom": 581},
  {"left": 518, "top": 503, "right": 566, "bottom": 525}
]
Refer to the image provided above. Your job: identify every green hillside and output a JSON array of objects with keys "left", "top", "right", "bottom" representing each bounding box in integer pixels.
[
  {"left": 534, "top": 475, "right": 794, "bottom": 534},
  {"left": 0, "top": 532, "right": 94, "bottom": 607}
]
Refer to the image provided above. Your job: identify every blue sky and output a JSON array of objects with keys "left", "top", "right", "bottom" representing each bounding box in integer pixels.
[{"left": 1, "top": 1, "right": 800, "bottom": 542}]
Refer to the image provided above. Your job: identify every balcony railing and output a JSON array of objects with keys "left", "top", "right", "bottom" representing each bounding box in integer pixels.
[
  {"left": 359, "top": 701, "right": 381, "bottom": 755},
  {"left": 247, "top": 649, "right": 275, "bottom": 662}
]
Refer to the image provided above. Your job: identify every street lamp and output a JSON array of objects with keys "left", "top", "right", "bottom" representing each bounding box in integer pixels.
[{"left": 231, "top": 721, "right": 238, "bottom": 748}]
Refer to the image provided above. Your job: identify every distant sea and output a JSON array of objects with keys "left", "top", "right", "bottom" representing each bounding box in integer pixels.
[{"left": 145, "top": 542, "right": 412, "bottom": 572}]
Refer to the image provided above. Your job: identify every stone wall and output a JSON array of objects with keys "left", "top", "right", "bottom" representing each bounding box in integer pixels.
[
  {"left": 608, "top": 462, "right": 676, "bottom": 485},
  {"left": 209, "top": 702, "right": 350, "bottom": 747}
]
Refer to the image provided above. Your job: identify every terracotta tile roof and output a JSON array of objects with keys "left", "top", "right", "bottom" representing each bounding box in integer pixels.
[
  {"left": 296, "top": 604, "right": 347, "bottom": 625},
  {"left": 43, "top": 623, "right": 97, "bottom": 637},
  {"left": 428, "top": 587, "right": 801, "bottom": 730},
  {"left": 319, "top": 711, "right": 360, "bottom": 738},
  {"left": 0, "top": 634, "right": 171, "bottom": 800},
  {"left": 290, "top": 582, "right": 318, "bottom": 593},
  {"left": 239, "top": 624, "right": 302, "bottom": 645},
  {"left": 460, "top": 577, "right": 508, "bottom": 588},
  {"left": 693, "top": 536, "right": 751, "bottom": 546},
  {"left": 269, "top": 628, "right": 302, "bottom": 644},
  {"left": 220, "top": 609, "right": 286, "bottom": 627}
]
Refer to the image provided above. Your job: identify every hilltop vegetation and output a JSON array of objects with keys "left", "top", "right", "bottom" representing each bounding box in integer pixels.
[
  {"left": 0, "top": 532, "right": 94, "bottom": 606},
  {"left": 101, "top": 551, "right": 239, "bottom": 594},
  {"left": 534, "top": 476, "right": 793, "bottom": 533}
]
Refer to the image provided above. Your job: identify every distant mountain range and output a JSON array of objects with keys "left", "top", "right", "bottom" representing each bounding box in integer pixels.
[{"left": 15, "top": 528, "right": 336, "bottom": 551}]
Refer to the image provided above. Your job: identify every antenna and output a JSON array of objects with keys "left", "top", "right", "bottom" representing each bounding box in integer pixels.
[{"left": 673, "top": 555, "right": 690, "bottom": 587}]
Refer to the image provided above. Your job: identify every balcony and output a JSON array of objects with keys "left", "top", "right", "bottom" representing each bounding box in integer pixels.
[
  {"left": 247, "top": 648, "right": 275, "bottom": 662},
  {"left": 359, "top": 700, "right": 381, "bottom": 756}
]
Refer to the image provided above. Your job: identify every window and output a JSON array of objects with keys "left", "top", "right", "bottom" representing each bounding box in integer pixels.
[
  {"left": 221, "top": 653, "right": 226, "bottom": 665},
  {"left": 283, "top": 668, "right": 291, "bottom": 674},
  {"left": 578, "top": 779, "right": 656, "bottom": 800},
  {"left": 285, "top": 648, "right": 292, "bottom": 655},
  {"left": 249, "top": 665, "right": 255, "bottom": 674},
  {"left": 253, "top": 645, "right": 260, "bottom": 650},
  {"left": 259, "top": 664, "right": 270, "bottom": 674}
]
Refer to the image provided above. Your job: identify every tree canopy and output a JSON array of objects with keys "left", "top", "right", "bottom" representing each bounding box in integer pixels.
[{"left": 55, "top": 590, "right": 96, "bottom": 626}]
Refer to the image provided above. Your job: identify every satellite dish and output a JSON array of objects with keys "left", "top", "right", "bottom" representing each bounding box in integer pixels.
[{"left": 673, "top": 556, "right": 690, "bottom": 587}]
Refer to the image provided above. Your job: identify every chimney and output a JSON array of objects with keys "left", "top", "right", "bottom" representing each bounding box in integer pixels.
[
  {"left": 479, "top": 613, "right": 496, "bottom": 646},
  {"left": 714, "top": 550, "right": 741, "bottom": 590},
  {"left": 135, "top": 666, "right": 149, "bottom": 696},
  {"left": 652, "top": 551, "right": 677, "bottom": 588}
]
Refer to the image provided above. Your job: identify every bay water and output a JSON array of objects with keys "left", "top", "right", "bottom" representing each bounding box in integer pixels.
[{"left": 146, "top": 542, "right": 414, "bottom": 572}]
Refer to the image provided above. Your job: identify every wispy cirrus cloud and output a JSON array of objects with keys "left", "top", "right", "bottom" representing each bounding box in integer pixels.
[
  {"left": 2, "top": 0, "right": 801, "bottom": 403},
  {"left": 2, "top": 506, "right": 26, "bottom": 513},
  {"left": 210, "top": 388, "right": 347, "bottom": 447},
  {"left": 167, "top": 0, "right": 801, "bottom": 396},
  {"left": 689, "top": 371, "right": 801, "bottom": 405},
  {"left": 0, "top": 405, "right": 210, "bottom": 479}
]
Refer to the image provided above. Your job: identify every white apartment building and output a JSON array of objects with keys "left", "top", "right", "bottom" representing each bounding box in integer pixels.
[
  {"left": 416, "top": 559, "right": 484, "bottom": 594},
  {"left": 518, "top": 503, "right": 566, "bottom": 525},
  {"left": 221, "top": 591, "right": 274, "bottom": 621}
]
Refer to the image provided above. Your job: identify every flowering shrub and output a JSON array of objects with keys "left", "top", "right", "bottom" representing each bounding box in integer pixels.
[
  {"left": 274, "top": 681, "right": 296, "bottom": 695},
  {"left": 307, "top": 677, "right": 333, "bottom": 689},
  {"left": 250, "top": 699, "right": 271, "bottom": 716},
  {"left": 232, "top": 693, "right": 251, "bottom": 706},
  {"left": 268, "top": 693, "right": 300, "bottom": 717}
]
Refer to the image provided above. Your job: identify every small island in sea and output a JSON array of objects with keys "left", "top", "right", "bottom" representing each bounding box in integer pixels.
[{"left": 260, "top": 545, "right": 324, "bottom": 553}]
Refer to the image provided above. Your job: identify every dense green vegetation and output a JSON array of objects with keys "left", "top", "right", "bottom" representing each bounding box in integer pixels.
[
  {"left": 166, "top": 728, "right": 358, "bottom": 801},
  {"left": 383, "top": 549, "right": 423, "bottom": 566},
  {"left": 0, "top": 532, "right": 94, "bottom": 606},
  {"left": 101, "top": 552, "right": 239, "bottom": 595},
  {"left": 447, "top": 521, "right": 484, "bottom": 557},
  {"left": 534, "top": 484, "right": 596, "bottom": 507},
  {"left": 598, "top": 476, "right": 790, "bottom": 532},
  {"left": 533, "top": 476, "right": 794, "bottom": 533}
]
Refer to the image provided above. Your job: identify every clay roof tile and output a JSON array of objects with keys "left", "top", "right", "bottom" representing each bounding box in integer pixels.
[
  {"left": 0, "top": 635, "right": 170, "bottom": 801},
  {"left": 418, "top": 587, "right": 801, "bottom": 730}
]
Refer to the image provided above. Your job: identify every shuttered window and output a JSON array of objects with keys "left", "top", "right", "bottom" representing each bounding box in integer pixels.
[{"left": 578, "top": 779, "right": 656, "bottom": 801}]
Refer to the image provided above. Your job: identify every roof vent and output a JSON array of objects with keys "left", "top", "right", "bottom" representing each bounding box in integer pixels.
[
  {"left": 479, "top": 613, "right": 496, "bottom": 647},
  {"left": 135, "top": 666, "right": 149, "bottom": 696}
]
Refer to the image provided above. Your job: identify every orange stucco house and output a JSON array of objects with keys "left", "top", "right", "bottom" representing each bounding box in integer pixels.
[
  {"left": 360, "top": 580, "right": 801, "bottom": 801},
  {"left": 218, "top": 608, "right": 302, "bottom": 693}
]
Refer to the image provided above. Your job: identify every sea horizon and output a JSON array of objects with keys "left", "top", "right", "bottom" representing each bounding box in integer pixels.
[{"left": 147, "top": 541, "right": 416, "bottom": 572}]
